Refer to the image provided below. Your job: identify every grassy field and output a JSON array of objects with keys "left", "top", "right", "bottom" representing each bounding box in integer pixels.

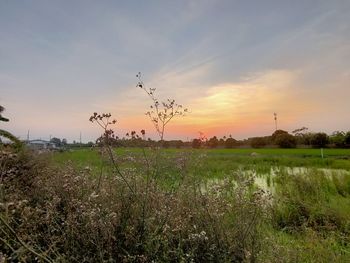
[
  {"left": 2, "top": 147, "right": 349, "bottom": 261},
  {"left": 50, "top": 147, "right": 350, "bottom": 261},
  {"left": 52, "top": 147, "right": 350, "bottom": 175}
]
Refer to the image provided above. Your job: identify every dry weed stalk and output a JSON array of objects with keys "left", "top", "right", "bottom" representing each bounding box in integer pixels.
[{"left": 136, "top": 72, "right": 188, "bottom": 141}]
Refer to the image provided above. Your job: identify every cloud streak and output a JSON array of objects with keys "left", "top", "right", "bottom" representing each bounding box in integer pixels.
[{"left": 0, "top": 1, "right": 349, "bottom": 142}]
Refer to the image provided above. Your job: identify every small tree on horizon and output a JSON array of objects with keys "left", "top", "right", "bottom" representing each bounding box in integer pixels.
[
  {"left": 310, "top": 132, "right": 329, "bottom": 148},
  {"left": 225, "top": 137, "right": 237, "bottom": 148},
  {"left": 208, "top": 136, "right": 219, "bottom": 148},
  {"left": 275, "top": 133, "right": 297, "bottom": 148}
]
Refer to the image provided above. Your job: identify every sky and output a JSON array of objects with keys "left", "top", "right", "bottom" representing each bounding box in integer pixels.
[{"left": 1, "top": 0, "right": 349, "bottom": 142}]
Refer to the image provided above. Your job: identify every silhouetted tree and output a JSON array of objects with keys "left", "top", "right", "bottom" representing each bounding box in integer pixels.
[
  {"left": 292, "top": 127, "right": 309, "bottom": 145},
  {"left": 225, "top": 137, "right": 237, "bottom": 148},
  {"left": 271, "top": 129, "right": 289, "bottom": 142},
  {"left": 330, "top": 131, "right": 345, "bottom": 147},
  {"left": 275, "top": 133, "right": 297, "bottom": 148},
  {"left": 208, "top": 136, "right": 219, "bottom": 148},
  {"left": 310, "top": 133, "right": 329, "bottom": 148},
  {"left": 192, "top": 138, "right": 201, "bottom": 149},
  {"left": 219, "top": 138, "right": 225, "bottom": 147},
  {"left": 175, "top": 140, "right": 184, "bottom": 148},
  {"left": 345, "top": 132, "right": 350, "bottom": 146},
  {"left": 250, "top": 137, "right": 267, "bottom": 148}
]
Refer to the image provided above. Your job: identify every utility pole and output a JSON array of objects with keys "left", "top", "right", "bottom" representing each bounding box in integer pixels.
[
  {"left": 274, "top": 112, "right": 278, "bottom": 131},
  {"left": 79, "top": 131, "right": 82, "bottom": 145},
  {"left": 27, "top": 130, "right": 30, "bottom": 142}
]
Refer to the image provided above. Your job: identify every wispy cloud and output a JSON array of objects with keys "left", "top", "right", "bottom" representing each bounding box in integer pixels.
[{"left": 1, "top": 1, "right": 349, "bottom": 141}]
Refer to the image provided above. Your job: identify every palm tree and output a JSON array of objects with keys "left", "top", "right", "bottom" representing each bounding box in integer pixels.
[
  {"left": 0, "top": 105, "right": 21, "bottom": 146},
  {"left": 0, "top": 105, "right": 9, "bottom": 122}
]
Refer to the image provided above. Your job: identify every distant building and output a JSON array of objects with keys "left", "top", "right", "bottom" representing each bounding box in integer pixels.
[{"left": 26, "top": 140, "right": 58, "bottom": 151}]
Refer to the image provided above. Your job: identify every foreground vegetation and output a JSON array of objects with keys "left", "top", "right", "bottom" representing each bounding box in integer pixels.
[{"left": 1, "top": 146, "right": 349, "bottom": 262}]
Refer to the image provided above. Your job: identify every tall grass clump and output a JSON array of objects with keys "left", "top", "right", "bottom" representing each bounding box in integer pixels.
[
  {"left": 273, "top": 169, "right": 350, "bottom": 233},
  {"left": 269, "top": 168, "right": 350, "bottom": 261}
]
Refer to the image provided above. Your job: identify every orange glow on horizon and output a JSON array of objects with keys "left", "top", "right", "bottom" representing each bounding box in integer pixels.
[{"left": 109, "top": 70, "right": 318, "bottom": 140}]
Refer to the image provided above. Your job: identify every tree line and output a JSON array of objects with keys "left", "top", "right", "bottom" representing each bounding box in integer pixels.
[{"left": 50, "top": 129, "right": 350, "bottom": 149}]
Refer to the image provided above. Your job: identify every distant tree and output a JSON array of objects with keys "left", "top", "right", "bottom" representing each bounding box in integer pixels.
[
  {"left": 175, "top": 140, "right": 184, "bottom": 149},
  {"left": 192, "top": 138, "right": 201, "bottom": 149},
  {"left": 292, "top": 127, "right": 308, "bottom": 136},
  {"left": 292, "top": 127, "right": 309, "bottom": 145},
  {"left": 275, "top": 133, "right": 297, "bottom": 148},
  {"left": 250, "top": 137, "right": 267, "bottom": 148},
  {"left": 310, "top": 133, "right": 329, "bottom": 148},
  {"left": 62, "top": 138, "right": 68, "bottom": 145},
  {"left": 271, "top": 129, "right": 289, "bottom": 142},
  {"left": 162, "top": 140, "right": 170, "bottom": 148},
  {"left": 225, "top": 137, "right": 237, "bottom": 148},
  {"left": 330, "top": 131, "right": 345, "bottom": 148},
  {"left": 345, "top": 132, "right": 350, "bottom": 145},
  {"left": 208, "top": 136, "right": 219, "bottom": 148},
  {"left": 300, "top": 133, "right": 313, "bottom": 146}
]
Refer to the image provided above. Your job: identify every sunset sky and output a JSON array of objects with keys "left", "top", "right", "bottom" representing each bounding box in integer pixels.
[{"left": 1, "top": 0, "right": 349, "bottom": 142}]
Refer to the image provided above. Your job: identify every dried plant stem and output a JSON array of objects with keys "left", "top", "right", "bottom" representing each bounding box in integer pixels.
[
  {"left": 105, "top": 143, "right": 135, "bottom": 195},
  {"left": 0, "top": 215, "right": 53, "bottom": 263}
]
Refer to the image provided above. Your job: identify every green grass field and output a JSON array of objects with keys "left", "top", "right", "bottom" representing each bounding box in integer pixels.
[
  {"left": 3, "top": 146, "right": 349, "bottom": 261},
  {"left": 52, "top": 147, "right": 350, "bottom": 174},
  {"left": 206, "top": 147, "right": 350, "bottom": 157}
]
